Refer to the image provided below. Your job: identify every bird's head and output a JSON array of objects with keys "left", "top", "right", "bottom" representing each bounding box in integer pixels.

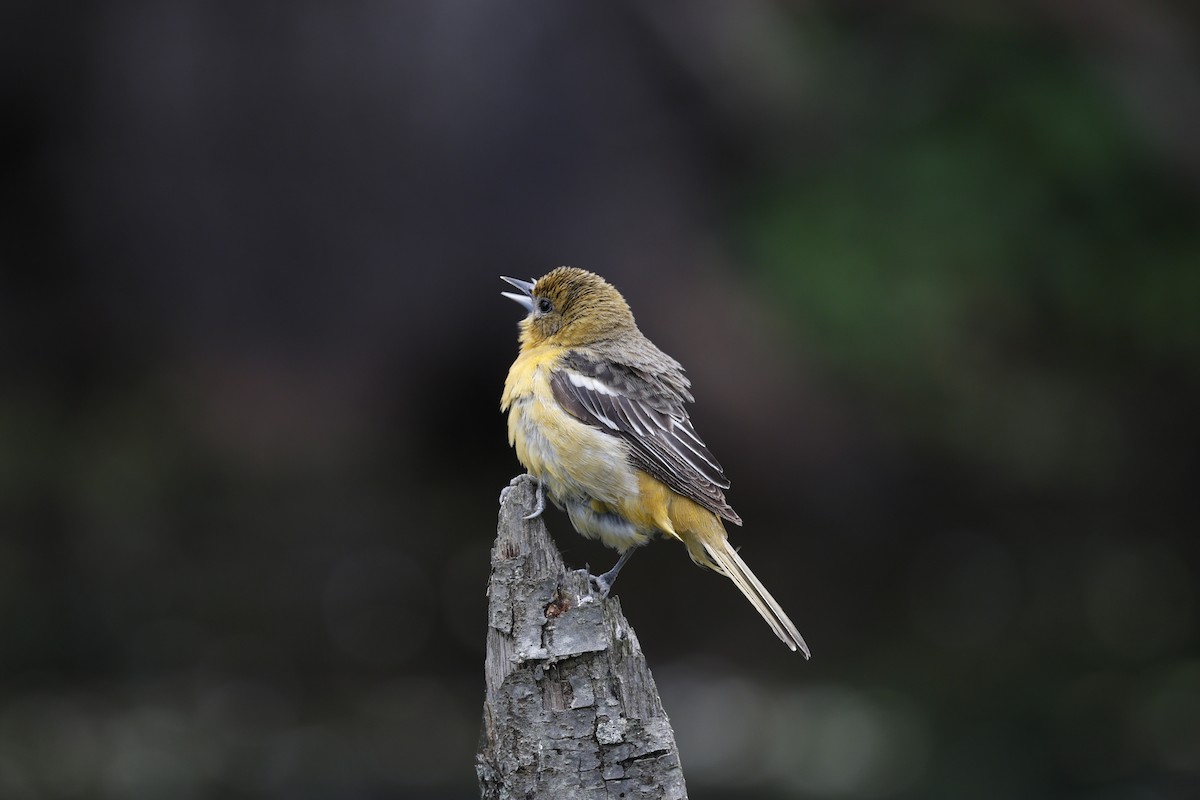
[{"left": 501, "top": 267, "right": 636, "bottom": 349}]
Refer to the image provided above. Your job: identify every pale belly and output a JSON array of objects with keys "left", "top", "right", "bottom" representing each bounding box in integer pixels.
[{"left": 507, "top": 392, "right": 653, "bottom": 552}]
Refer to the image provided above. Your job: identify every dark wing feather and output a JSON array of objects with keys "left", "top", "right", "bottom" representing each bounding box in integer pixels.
[{"left": 550, "top": 355, "right": 742, "bottom": 525}]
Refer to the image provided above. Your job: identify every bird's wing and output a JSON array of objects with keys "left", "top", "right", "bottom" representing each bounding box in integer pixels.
[{"left": 550, "top": 354, "right": 742, "bottom": 525}]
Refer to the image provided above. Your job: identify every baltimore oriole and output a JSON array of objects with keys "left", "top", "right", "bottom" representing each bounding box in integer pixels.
[{"left": 500, "top": 267, "right": 809, "bottom": 655}]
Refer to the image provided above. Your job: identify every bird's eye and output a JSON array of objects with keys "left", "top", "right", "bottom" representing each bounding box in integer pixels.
[{"left": 536, "top": 297, "right": 553, "bottom": 314}]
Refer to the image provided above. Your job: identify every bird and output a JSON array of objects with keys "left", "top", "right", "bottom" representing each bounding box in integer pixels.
[{"left": 500, "top": 266, "right": 809, "bottom": 655}]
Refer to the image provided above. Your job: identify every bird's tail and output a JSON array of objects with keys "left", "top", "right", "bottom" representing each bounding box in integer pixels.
[{"left": 689, "top": 530, "right": 810, "bottom": 657}]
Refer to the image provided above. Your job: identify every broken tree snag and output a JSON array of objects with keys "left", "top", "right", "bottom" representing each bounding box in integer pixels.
[{"left": 477, "top": 476, "right": 688, "bottom": 800}]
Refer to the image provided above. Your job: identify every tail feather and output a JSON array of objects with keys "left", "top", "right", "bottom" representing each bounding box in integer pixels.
[{"left": 699, "top": 537, "right": 810, "bottom": 657}]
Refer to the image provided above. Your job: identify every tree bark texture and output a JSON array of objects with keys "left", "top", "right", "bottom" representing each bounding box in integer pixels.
[{"left": 477, "top": 477, "right": 687, "bottom": 800}]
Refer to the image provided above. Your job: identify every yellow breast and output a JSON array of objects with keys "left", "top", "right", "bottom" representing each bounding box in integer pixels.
[{"left": 502, "top": 347, "right": 639, "bottom": 506}]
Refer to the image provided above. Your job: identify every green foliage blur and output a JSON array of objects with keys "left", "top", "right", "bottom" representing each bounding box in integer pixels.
[{"left": 746, "top": 27, "right": 1199, "bottom": 486}]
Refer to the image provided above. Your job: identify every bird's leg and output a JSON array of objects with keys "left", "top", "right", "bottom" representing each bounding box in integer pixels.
[{"left": 589, "top": 549, "right": 636, "bottom": 598}]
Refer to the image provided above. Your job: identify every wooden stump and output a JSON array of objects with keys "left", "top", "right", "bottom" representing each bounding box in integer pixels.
[{"left": 477, "top": 476, "right": 687, "bottom": 799}]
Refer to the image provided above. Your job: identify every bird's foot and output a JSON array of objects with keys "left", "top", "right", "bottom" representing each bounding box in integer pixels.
[
  {"left": 570, "top": 568, "right": 610, "bottom": 600},
  {"left": 582, "top": 549, "right": 635, "bottom": 599},
  {"left": 499, "top": 473, "right": 546, "bottom": 519},
  {"left": 587, "top": 571, "right": 615, "bottom": 599},
  {"left": 498, "top": 473, "right": 530, "bottom": 505}
]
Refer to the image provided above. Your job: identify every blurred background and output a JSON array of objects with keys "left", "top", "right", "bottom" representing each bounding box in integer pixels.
[{"left": 3, "top": 1, "right": 1199, "bottom": 798}]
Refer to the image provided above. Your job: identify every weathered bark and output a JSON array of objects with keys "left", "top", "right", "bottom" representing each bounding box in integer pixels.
[{"left": 477, "top": 476, "right": 687, "bottom": 800}]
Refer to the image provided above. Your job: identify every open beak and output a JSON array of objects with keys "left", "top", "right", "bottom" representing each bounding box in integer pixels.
[{"left": 500, "top": 276, "right": 535, "bottom": 312}]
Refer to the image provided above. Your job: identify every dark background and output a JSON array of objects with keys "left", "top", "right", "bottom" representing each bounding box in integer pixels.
[{"left": 3, "top": 1, "right": 1199, "bottom": 798}]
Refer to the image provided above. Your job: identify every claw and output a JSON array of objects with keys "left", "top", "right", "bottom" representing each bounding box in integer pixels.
[
  {"left": 524, "top": 478, "right": 546, "bottom": 519},
  {"left": 500, "top": 474, "right": 547, "bottom": 520},
  {"left": 588, "top": 573, "right": 611, "bottom": 598},
  {"left": 588, "top": 549, "right": 635, "bottom": 598}
]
